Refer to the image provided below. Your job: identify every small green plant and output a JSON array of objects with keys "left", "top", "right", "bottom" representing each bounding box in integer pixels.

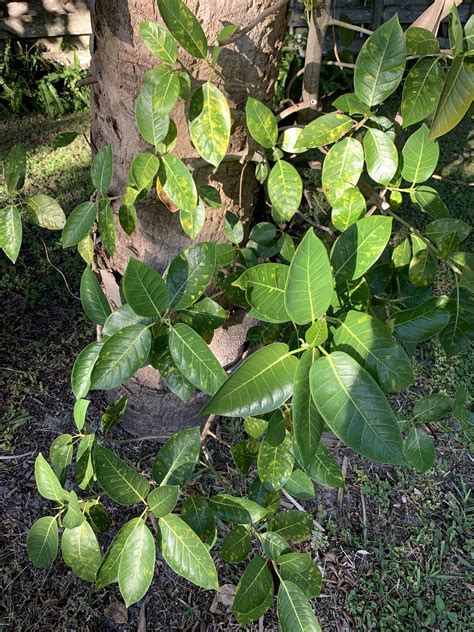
[
  {"left": 0, "top": 40, "right": 89, "bottom": 117},
  {"left": 1, "top": 1, "right": 473, "bottom": 630}
]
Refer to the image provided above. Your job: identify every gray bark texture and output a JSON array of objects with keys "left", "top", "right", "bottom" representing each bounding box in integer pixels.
[{"left": 89, "top": 0, "right": 289, "bottom": 435}]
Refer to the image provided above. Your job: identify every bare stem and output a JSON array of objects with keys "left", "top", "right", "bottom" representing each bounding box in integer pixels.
[
  {"left": 328, "top": 18, "right": 373, "bottom": 36},
  {"left": 276, "top": 99, "right": 318, "bottom": 121}
]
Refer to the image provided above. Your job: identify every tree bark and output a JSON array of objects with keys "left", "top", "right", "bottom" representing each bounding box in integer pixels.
[{"left": 89, "top": 0, "right": 289, "bottom": 435}]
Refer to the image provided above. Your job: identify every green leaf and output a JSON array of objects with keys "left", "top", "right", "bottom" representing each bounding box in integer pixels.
[
  {"left": 283, "top": 469, "right": 315, "bottom": 500},
  {"left": 80, "top": 267, "right": 111, "bottom": 326},
  {"left": 265, "top": 409, "right": 286, "bottom": 446},
  {"left": 103, "top": 304, "right": 154, "bottom": 337},
  {"left": 180, "top": 201, "right": 205, "bottom": 239},
  {"left": 62, "top": 202, "right": 97, "bottom": 248},
  {"left": 333, "top": 310, "right": 414, "bottom": 392},
  {"left": 244, "top": 416, "right": 268, "bottom": 439},
  {"left": 404, "top": 427, "right": 435, "bottom": 473},
  {"left": 234, "top": 263, "right": 290, "bottom": 324},
  {"left": 26, "top": 516, "right": 58, "bottom": 568},
  {"left": 268, "top": 510, "right": 312, "bottom": 543},
  {"left": 278, "top": 553, "right": 322, "bottom": 599},
  {"left": 169, "top": 323, "right": 226, "bottom": 395},
  {"left": 231, "top": 440, "right": 256, "bottom": 474},
  {"left": 310, "top": 351, "right": 405, "bottom": 464},
  {"left": 363, "top": 128, "right": 398, "bottom": 185},
  {"left": 409, "top": 247, "right": 438, "bottom": 286},
  {"left": 189, "top": 82, "right": 231, "bottom": 167},
  {"left": 5, "top": 143, "right": 26, "bottom": 194},
  {"left": 71, "top": 341, "right": 104, "bottom": 399},
  {"left": 305, "top": 443, "right": 345, "bottom": 488},
  {"left": 84, "top": 501, "right": 111, "bottom": 534},
  {"left": 354, "top": 15, "right": 406, "bottom": 106},
  {"left": 96, "top": 518, "right": 142, "bottom": 588},
  {"left": 63, "top": 490, "right": 85, "bottom": 529},
  {"left": 159, "top": 513, "right": 218, "bottom": 589},
  {"left": 135, "top": 83, "right": 170, "bottom": 147},
  {"left": 410, "top": 186, "right": 449, "bottom": 219},
  {"left": 413, "top": 393, "right": 451, "bottom": 423},
  {"left": 221, "top": 525, "right": 251, "bottom": 563},
  {"left": 199, "top": 184, "right": 221, "bottom": 208},
  {"left": 119, "top": 522, "right": 156, "bottom": 606},
  {"left": 50, "top": 433, "right": 73, "bottom": 484},
  {"left": 465, "top": 14, "right": 474, "bottom": 50},
  {"left": 149, "top": 334, "right": 194, "bottom": 402},
  {"left": 101, "top": 395, "right": 128, "bottom": 434},
  {"left": 97, "top": 199, "right": 116, "bottom": 256},
  {"left": 402, "top": 124, "right": 439, "bottom": 183},
  {"left": 401, "top": 58, "right": 443, "bottom": 128},
  {"left": 157, "top": 0, "right": 208, "bottom": 58},
  {"left": 201, "top": 343, "right": 299, "bottom": 417},
  {"left": 94, "top": 445, "right": 150, "bottom": 505},
  {"left": 293, "top": 348, "right": 324, "bottom": 470},
  {"left": 62, "top": 520, "right": 101, "bottom": 582},
  {"left": 152, "top": 426, "right": 201, "bottom": 486},
  {"left": 448, "top": 6, "right": 463, "bottom": 56},
  {"left": 119, "top": 204, "right": 138, "bottom": 236},
  {"left": 322, "top": 137, "right": 364, "bottom": 205},
  {"left": 439, "top": 287, "right": 474, "bottom": 357},
  {"left": 0, "top": 205, "right": 22, "bottom": 263},
  {"left": 27, "top": 194, "right": 65, "bottom": 230},
  {"left": 181, "top": 497, "right": 216, "bottom": 543},
  {"left": 391, "top": 296, "right": 450, "bottom": 343},
  {"left": 165, "top": 241, "right": 215, "bottom": 310},
  {"left": 405, "top": 27, "right": 440, "bottom": 56},
  {"left": 223, "top": 211, "right": 244, "bottom": 244},
  {"left": 35, "top": 453, "right": 64, "bottom": 502},
  {"left": 76, "top": 434, "right": 95, "bottom": 490},
  {"left": 129, "top": 152, "right": 160, "bottom": 191},
  {"left": 268, "top": 160, "right": 302, "bottom": 222},
  {"left": 333, "top": 92, "right": 372, "bottom": 117},
  {"left": 52, "top": 131, "right": 79, "bottom": 148},
  {"left": 123, "top": 257, "right": 169, "bottom": 317},
  {"left": 232, "top": 556, "right": 274, "bottom": 625},
  {"left": 305, "top": 320, "right": 328, "bottom": 346},
  {"left": 297, "top": 113, "right": 353, "bottom": 149},
  {"left": 91, "top": 145, "right": 113, "bottom": 194},
  {"left": 246, "top": 97, "right": 278, "bottom": 148},
  {"left": 140, "top": 20, "right": 178, "bottom": 63},
  {"left": 153, "top": 72, "right": 180, "bottom": 116},
  {"left": 90, "top": 324, "right": 151, "bottom": 390},
  {"left": 257, "top": 437, "right": 295, "bottom": 491},
  {"left": 285, "top": 228, "right": 333, "bottom": 325},
  {"left": 426, "top": 218, "right": 471, "bottom": 259},
  {"left": 209, "top": 494, "right": 268, "bottom": 524},
  {"left": 260, "top": 531, "right": 291, "bottom": 560},
  {"left": 147, "top": 485, "right": 179, "bottom": 518},
  {"left": 277, "top": 580, "right": 321, "bottom": 632},
  {"left": 331, "top": 187, "right": 366, "bottom": 232},
  {"left": 331, "top": 216, "right": 392, "bottom": 280},
  {"left": 157, "top": 154, "right": 197, "bottom": 214}
]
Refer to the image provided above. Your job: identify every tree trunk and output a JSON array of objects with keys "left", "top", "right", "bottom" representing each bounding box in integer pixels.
[{"left": 89, "top": 0, "right": 289, "bottom": 435}]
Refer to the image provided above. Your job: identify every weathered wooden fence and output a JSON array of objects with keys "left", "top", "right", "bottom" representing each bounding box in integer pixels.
[
  {"left": 0, "top": 1, "right": 472, "bottom": 66},
  {"left": 0, "top": 1, "right": 91, "bottom": 64}
]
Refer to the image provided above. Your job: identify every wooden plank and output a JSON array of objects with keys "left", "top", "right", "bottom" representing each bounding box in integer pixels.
[{"left": 0, "top": 11, "right": 91, "bottom": 38}]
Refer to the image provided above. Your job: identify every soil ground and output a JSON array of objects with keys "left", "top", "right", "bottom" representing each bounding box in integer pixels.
[{"left": 0, "top": 112, "right": 472, "bottom": 632}]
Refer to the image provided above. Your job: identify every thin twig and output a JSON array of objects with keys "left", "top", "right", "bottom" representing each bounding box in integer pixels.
[
  {"left": 323, "top": 60, "right": 355, "bottom": 69},
  {"left": 0, "top": 451, "right": 35, "bottom": 461},
  {"left": 200, "top": 414, "right": 216, "bottom": 445},
  {"left": 328, "top": 18, "right": 373, "bottom": 36},
  {"left": 41, "top": 240, "right": 80, "bottom": 300},
  {"left": 282, "top": 489, "right": 325, "bottom": 532},
  {"left": 276, "top": 99, "right": 318, "bottom": 122},
  {"left": 218, "top": 0, "right": 290, "bottom": 46}
]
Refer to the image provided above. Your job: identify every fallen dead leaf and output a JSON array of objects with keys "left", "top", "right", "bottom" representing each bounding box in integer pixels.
[
  {"left": 137, "top": 603, "right": 146, "bottom": 631},
  {"left": 104, "top": 595, "right": 128, "bottom": 625},
  {"left": 210, "top": 584, "right": 236, "bottom": 613}
]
